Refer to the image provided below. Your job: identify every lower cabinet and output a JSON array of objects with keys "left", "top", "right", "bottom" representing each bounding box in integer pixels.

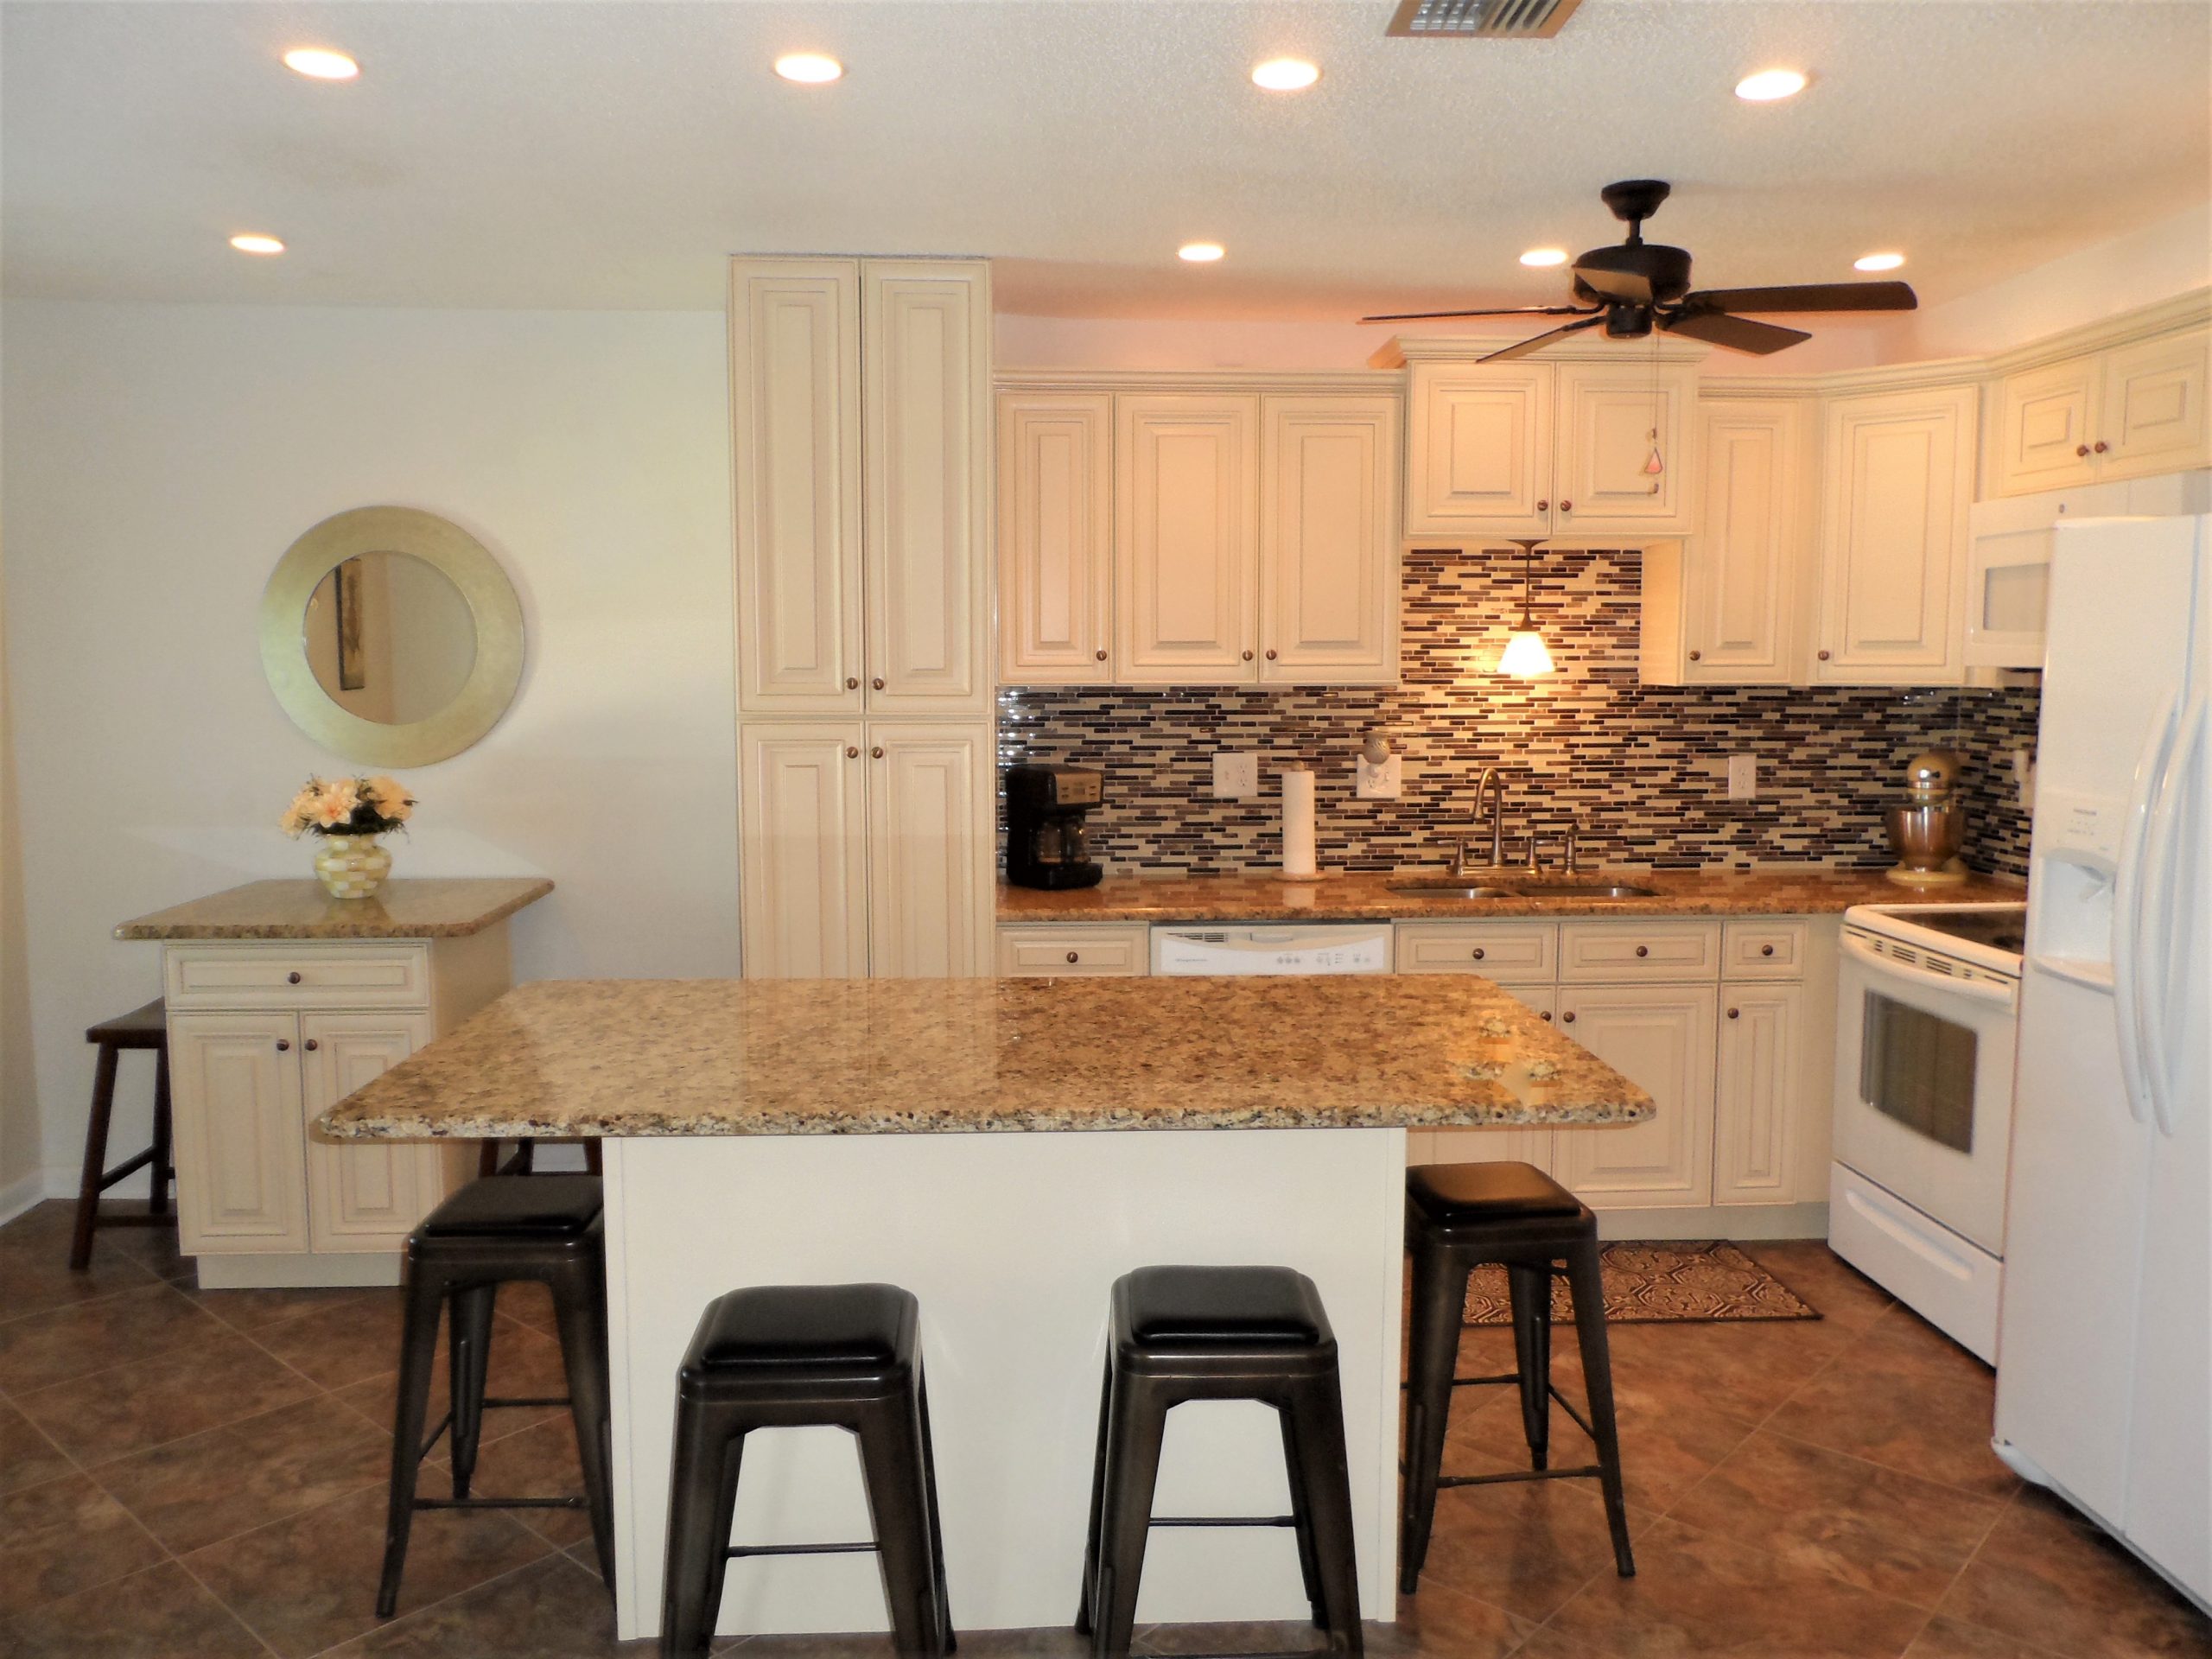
[
  {"left": 1711, "top": 984, "right": 1806, "bottom": 1205},
  {"left": 300, "top": 1012, "right": 442, "bottom": 1253},
  {"left": 169, "top": 1011, "right": 310, "bottom": 1254},
  {"left": 1551, "top": 983, "right": 1720, "bottom": 1207}
]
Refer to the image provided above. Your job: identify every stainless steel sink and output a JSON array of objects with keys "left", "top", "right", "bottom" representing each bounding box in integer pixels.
[
  {"left": 1385, "top": 883, "right": 1525, "bottom": 899},
  {"left": 1512, "top": 883, "right": 1660, "bottom": 899}
]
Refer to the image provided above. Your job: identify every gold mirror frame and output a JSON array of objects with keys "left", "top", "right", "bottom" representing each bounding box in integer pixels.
[{"left": 260, "top": 506, "right": 524, "bottom": 766}]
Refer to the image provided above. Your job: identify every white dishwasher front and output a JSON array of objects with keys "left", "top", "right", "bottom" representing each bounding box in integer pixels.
[{"left": 1150, "top": 922, "right": 1395, "bottom": 976}]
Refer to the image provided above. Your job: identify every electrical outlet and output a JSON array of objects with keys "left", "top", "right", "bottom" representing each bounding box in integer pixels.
[
  {"left": 1355, "top": 754, "right": 1402, "bottom": 799},
  {"left": 1212, "top": 751, "right": 1259, "bottom": 799},
  {"left": 1726, "top": 755, "right": 1758, "bottom": 799}
]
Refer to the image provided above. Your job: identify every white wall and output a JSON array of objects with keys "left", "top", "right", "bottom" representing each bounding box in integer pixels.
[
  {"left": 1, "top": 300, "right": 739, "bottom": 1192},
  {"left": 0, "top": 561, "right": 41, "bottom": 1219}
]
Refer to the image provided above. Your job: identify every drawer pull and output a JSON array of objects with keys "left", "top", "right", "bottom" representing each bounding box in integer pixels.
[
  {"left": 1762, "top": 944, "right": 1777, "bottom": 957},
  {"left": 303, "top": 1038, "right": 320, "bottom": 1051},
  {"left": 1471, "top": 947, "right": 1485, "bottom": 961},
  {"left": 275, "top": 1039, "right": 291, "bottom": 1052},
  {"left": 1066, "top": 951, "right": 1080, "bottom": 964},
  {"left": 1635, "top": 945, "right": 1649, "bottom": 957},
  {"left": 287, "top": 971, "right": 303, "bottom": 984}
]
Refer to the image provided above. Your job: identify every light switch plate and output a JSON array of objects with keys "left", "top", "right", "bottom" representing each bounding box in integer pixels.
[
  {"left": 1356, "top": 754, "right": 1402, "bottom": 799},
  {"left": 1726, "top": 755, "right": 1758, "bottom": 799},
  {"left": 1212, "top": 751, "right": 1259, "bottom": 799}
]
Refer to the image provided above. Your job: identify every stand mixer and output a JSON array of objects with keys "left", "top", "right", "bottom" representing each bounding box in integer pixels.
[{"left": 1885, "top": 748, "right": 1969, "bottom": 886}]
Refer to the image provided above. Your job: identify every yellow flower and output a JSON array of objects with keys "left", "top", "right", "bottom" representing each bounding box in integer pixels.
[
  {"left": 365, "top": 776, "right": 414, "bottom": 822},
  {"left": 312, "top": 779, "right": 359, "bottom": 829}
]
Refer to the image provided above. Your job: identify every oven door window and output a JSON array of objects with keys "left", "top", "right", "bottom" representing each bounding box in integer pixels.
[{"left": 1860, "top": 991, "right": 1979, "bottom": 1154}]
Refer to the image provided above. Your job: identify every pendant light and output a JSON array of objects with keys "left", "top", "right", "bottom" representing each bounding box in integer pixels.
[{"left": 1498, "top": 537, "right": 1556, "bottom": 678}]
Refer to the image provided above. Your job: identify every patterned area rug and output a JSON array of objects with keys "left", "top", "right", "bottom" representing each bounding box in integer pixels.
[{"left": 1464, "top": 1241, "right": 1821, "bottom": 1325}]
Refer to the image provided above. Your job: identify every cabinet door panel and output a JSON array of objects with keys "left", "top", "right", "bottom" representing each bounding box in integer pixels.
[
  {"left": 168, "top": 1012, "right": 307, "bottom": 1253},
  {"left": 301, "top": 1013, "right": 440, "bottom": 1251},
  {"left": 1405, "top": 365, "right": 1551, "bottom": 536},
  {"left": 1993, "top": 358, "right": 2100, "bottom": 496},
  {"left": 1815, "top": 388, "right": 1974, "bottom": 684},
  {"left": 2099, "top": 330, "right": 2210, "bottom": 482},
  {"left": 732, "top": 260, "right": 863, "bottom": 714},
  {"left": 1683, "top": 399, "right": 1806, "bottom": 683},
  {"left": 863, "top": 263, "right": 991, "bottom": 713},
  {"left": 867, "top": 723, "right": 993, "bottom": 978},
  {"left": 1552, "top": 362, "right": 1695, "bottom": 534},
  {"left": 1260, "top": 396, "right": 1399, "bottom": 683},
  {"left": 998, "top": 392, "right": 1112, "bottom": 683},
  {"left": 1713, "top": 984, "right": 1803, "bottom": 1205},
  {"left": 1552, "top": 985, "right": 1717, "bottom": 1206},
  {"left": 1115, "top": 395, "right": 1259, "bottom": 682},
  {"left": 741, "top": 725, "right": 869, "bottom": 978}
]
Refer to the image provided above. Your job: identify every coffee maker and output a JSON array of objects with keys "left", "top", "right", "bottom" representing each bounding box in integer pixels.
[{"left": 1005, "top": 764, "right": 1105, "bottom": 890}]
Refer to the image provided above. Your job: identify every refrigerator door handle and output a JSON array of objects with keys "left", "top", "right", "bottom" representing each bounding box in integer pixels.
[
  {"left": 2113, "top": 687, "right": 2181, "bottom": 1128},
  {"left": 2139, "top": 688, "right": 2208, "bottom": 1138}
]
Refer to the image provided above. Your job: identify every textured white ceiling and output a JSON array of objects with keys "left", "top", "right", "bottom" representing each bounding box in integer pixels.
[{"left": 3, "top": 1, "right": 2207, "bottom": 319}]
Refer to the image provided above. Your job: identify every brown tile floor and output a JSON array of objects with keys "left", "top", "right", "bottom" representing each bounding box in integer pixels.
[{"left": 0, "top": 1203, "right": 2204, "bottom": 1659}]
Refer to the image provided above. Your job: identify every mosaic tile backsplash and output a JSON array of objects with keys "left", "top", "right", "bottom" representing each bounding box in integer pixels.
[{"left": 998, "top": 546, "right": 2039, "bottom": 879}]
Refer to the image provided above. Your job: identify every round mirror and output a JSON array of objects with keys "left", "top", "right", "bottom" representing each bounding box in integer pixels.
[{"left": 261, "top": 507, "right": 524, "bottom": 766}]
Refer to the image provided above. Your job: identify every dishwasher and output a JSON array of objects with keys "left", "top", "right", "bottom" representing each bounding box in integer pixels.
[{"left": 1150, "top": 922, "right": 1395, "bottom": 976}]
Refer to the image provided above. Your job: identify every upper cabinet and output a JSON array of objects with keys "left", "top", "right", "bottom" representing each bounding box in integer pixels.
[
  {"left": 1990, "top": 325, "right": 2209, "bottom": 497},
  {"left": 733, "top": 257, "right": 991, "bottom": 718},
  {"left": 1403, "top": 354, "right": 1698, "bottom": 541},
  {"left": 998, "top": 379, "right": 1402, "bottom": 688}
]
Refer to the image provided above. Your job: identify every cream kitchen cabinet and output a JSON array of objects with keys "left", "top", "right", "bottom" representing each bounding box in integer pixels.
[
  {"left": 1711, "top": 983, "right": 1806, "bottom": 1206},
  {"left": 741, "top": 721, "right": 993, "bottom": 979},
  {"left": 1552, "top": 983, "right": 1719, "bottom": 1207},
  {"left": 995, "top": 923, "right": 1152, "bottom": 977},
  {"left": 1115, "top": 394, "right": 1259, "bottom": 682},
  {"left": 732, "top": 257, "right": 990, "bottom": 718},
  {"left": 1990, "top": 327, "right": 2209, "bottom": 497},
  {"left": 1259, "top": 395, "right": 1401, "bottom": 684},
  {"left": 997, "top": 392, "right": 1113, "bottom": 683},
  {"left": 1402, "top": 355, "right": 1697, "bottom": 541},
  {"left": 1811, "top": 385, "right": 1977, "bottom": 685}
]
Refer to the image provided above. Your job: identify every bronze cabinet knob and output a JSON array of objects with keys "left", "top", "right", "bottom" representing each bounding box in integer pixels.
[
  {"left": 1095, "top": 649, "right": 1108, "bottom": 661},
  {"left": 1536, "top": 500, "right": 1549, "bottom": 512},
  {"left": 287, "top": 970, "right": 303, "bottom": 984},
  {"left": 870, "top": 746, "right": 885, "bottom": 760},
  {"left": 1561, "top": 1011, "right": 1577, "bottom": 1024},
  {"left": 1265, "top": 648, "right": 1278, "bottom": 661},
  {"left": 2075, "top": 445, "right": 2092, "bottom": 458},
  {"left": 1635, "top": 944, "right": 1649, "bottom": 957},
  {"left": 1471, "top": 947, "right": 1485, "bottom": 960},
  {"left": 1727, "top": 1007, "right": 1741, "bottom": 1020},
  {"left": 1559, "top": 499, "right": 1573, "bottom": 512},
  {"left": 1817, "top": 648, "right": 1832, "bottom": 661},
  {"left": 1540, "top": 1010, "right": 1554, "bottom": 1021},
  {"left": 871, "top": 677, "right": 886, "bottom": 690},
  {"left": 845, "top": 677, "right": 860, "bottom": 690},
  {"left": 1688, "top": 649, "right": 1701, "bottom": 661},
  {"left": 845, "top": 746, "right": 860, "bottom": 759},
  {"left": 275, "top": 1039, "right": 291, "bottom": 1052},
  {"left": 2094, "top": 440, "right": 2109, "bottom": 454},
  {"left": 303, "top": 1039, "right": 320, "bottom": 1051},
  {"left": 1241, "top": 649, "right": 1255, "bottom": 661},
  {"left": 1762, "top": 944, "right": 1776, "bottom": 957},
  {"left": 1066, "top": 951, "right": 1079, "bottom": 964}
]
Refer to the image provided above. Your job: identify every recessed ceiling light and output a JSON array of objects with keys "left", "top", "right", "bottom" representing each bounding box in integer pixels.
[
  {"left": 1734, "top": 67, "right": 1808, "bottom": 101},
  {"left": 1178, "top": 242, "right": 1226, "bottom": 264},
  {"left": 774, "top": 53, "right": 843, "bottom": 84},
  {"left": 229, "top": 233, "right": 285, "bottom": 256},
  {"left": 1520, "top": 248, "right": 1569, "bottom": 268},
  {"left": 282, "top": 48, "right": 359, "bottom": 81},
  {"left": 1251, "top": 58, "right": 1321, "bottom": 92},
  {"left": 1854, "top": 251, "right": 1906, "bottom": 272}
]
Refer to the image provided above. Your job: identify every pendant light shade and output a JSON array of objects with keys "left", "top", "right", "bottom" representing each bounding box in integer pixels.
[{"left": 1501, "top": 538, "right": 1555, "bottom": 678}]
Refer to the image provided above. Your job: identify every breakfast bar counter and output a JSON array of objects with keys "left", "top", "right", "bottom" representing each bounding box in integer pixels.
[{"left": 318, "top": 976, "right": 1649, "bottom": 1640}]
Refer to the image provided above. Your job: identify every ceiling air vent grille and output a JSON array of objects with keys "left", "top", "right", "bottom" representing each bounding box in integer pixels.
[{"left": 1387, "top": 0, "right": 1582, "bottom": 38}]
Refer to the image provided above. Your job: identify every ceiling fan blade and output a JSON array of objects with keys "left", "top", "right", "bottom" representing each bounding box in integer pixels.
[
  {"left": 1478, "top": 315, "right": 1609, "bottom": 364},
  {"left": 1661, "top": 310, "right": 1812, "bottom": 355},
  {"left": 1680, "top": 282, "right": 1917, "bottom": 315},
  {"left": 1572, "top": 265, "right": 1655, "bottom": 305},
  {"left": 1360, "top": 305, "right": 1596, "bottom": 323}
]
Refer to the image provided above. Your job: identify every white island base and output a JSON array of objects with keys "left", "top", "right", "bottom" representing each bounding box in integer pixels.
[{"left": 601, "top": 1128, "right": 1407, "bottom": 1641}]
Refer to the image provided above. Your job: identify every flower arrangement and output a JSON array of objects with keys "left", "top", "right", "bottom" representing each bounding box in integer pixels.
[{"left": 281, "top": 775, "right": 416, "bottom": 839}]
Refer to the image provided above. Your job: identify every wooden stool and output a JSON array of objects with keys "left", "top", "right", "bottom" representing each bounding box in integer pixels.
[
  {"left": 1400, "top": 1161, "right": 1634, "bottom": 1596},
  {"left": 68, "top": 998, "right": 174, "bottom": 1270}
]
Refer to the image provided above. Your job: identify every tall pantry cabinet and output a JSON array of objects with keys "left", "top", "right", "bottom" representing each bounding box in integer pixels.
[{"left": 732, "top": 257, "right": 995, "bottom": 978}]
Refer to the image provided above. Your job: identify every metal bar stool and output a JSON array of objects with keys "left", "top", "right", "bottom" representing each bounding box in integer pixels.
[
  {"left": 1077, "top": 1266, "right": 1363, "bottom": 1657},
  {"left": 377, "top": 1173, "right": 616, "bottom": 1618},
  {"left": 659, "top": 1282, "right": 953, "bottom": 1658},
  {"left": 476, "top": 1138, "right": 604, "bottom": 1178},
  {"left": 68, "top": 998, "right": 174, "bottom": 1270},
  {"left": 1400, "top": 1161, "right": 1633, "bottom": 1597}
]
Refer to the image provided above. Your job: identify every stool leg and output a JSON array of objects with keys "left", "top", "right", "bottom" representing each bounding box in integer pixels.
[
  {"left": 856, "top": 1393, "right": 945, "bottom": 1657},
  {"left": 1092, "top": 1376, "right": 1168, "bottom": 1659},
  {"left": 1400, "top": 1234, "right": 1465, "bottom": 1596},
  {"left": 1075, "top": 1355, "right": 1115, "bottom": 1636},
  {"left": 149, "top": 1047, "right": 174, "bottom": 1218},
  {"left": 660, "top": 1399, "right": 738, "bottom": 1659},
  {"left": 477, "top": 1140, "right": 502, "bottom": 1179},
  {"left": 585, "top": 1140, "right": 604, "bottom": 1177},
  {"left": 1287, "top": 1374, "right": 1364, "bottom": 1653},
  {"left": 915, "top": 1370, "right": 956, "bottom": 1653},
  {"left": 67, "top": 1043, "right": 122, "bottom": 1270},
  {"left": 1506, "top": 1262, "right": 1552, "bottom": 1471},
  {"left": 552, "top": 1265, "right": 620, "bottom": 1594},
  {"left": 448, "top": 1283, "right": 496, "bottom": 1499},
  {"left": 1564, "top": 1241, "right": 1634, "bottom": 1579},
  {"left": 1275, "top": 1401, "right": 1325, "bottom": 1628},
  {"left": 378, "top": 1263, "right": 448, "bottom": 1618}
]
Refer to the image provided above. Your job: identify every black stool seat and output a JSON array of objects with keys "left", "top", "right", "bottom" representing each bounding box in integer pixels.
[
  {"left": 85, "top": 998, "right": 168, "bottom": 1047},
  {"left": 1408, "top": 1160, "right": 1585, "bottom": 1225},
  {"left": 1079, "top": 1266, "right": 1363, "bottom": 1656},
  {"left": 690, "top": 1283, "right": 909, "bottom": 1372},
  {"left": 660, "top": 1284, "right": 952, "bottom": 1657},
  {"left": 1122, "top": 1265, "right": 1328, "bottom": 1347},
  {"left": 417, "top": 1173, "right": 602, "bottom": 1238}
]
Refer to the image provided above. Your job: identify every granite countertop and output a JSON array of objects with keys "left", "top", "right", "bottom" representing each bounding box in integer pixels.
[
  {"left": 997, "top": 867, "right": 2025, "bottom": 925},
  {"left": 115, "top": 878, "right": 555, "bottom": 942},
  {"left": 316, "top": 976, "right": 1653, "bottom": 1141}
]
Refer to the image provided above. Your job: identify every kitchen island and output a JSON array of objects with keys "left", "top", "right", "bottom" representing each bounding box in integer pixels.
[{"left": 319, "top": 975, "right": 1649, "bottom": 1640}]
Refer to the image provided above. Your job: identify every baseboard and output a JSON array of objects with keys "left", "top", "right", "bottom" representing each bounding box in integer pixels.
[
  {"left": 1592, "top": 1201, "right": 1830, "bottom": 1241},
  {"left": 0, "top": 1169, "right": 48, "bottom": 1228}
]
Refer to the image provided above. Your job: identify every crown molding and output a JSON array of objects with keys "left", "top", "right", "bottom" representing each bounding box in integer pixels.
[
  {"left": 1981, "top": 285, "right": 2211, "bottom": 377},
  {"left": 995, "top": 367, "right": 1402, "bottom": 396},
  {"left": 1371, "top": 333, "right": 1709, "bottom": 369}
]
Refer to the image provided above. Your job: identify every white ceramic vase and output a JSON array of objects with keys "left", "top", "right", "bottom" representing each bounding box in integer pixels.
[{"left": 314, "top": 833, "right": 392, "bottom": 899}]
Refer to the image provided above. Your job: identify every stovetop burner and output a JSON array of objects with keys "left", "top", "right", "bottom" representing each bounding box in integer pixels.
[{"left": 1891, "top": 906, "right": 2027, "bottom": 956}]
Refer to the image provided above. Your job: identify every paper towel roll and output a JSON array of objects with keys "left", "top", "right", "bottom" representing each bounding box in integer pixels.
[{"left": 1281, "top": 769, "right": 1318, "bottom": 877}]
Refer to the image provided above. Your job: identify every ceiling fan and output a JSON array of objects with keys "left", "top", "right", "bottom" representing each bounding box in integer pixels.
[{"left": 1361, "top": 179, "right": 1917, "bottom": 362}]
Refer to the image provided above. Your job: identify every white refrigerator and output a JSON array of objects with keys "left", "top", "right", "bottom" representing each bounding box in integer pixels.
[{"left": 1995, "top": 513, "right": 2210, "bottom": 1611}]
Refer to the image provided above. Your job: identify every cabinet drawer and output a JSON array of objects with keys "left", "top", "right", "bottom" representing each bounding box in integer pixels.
[
  {"left": 1723, "top": 919, "right": 1808, "bottom": 980},
  {"left": 1558, "top": 919, "right": 1719, "bottom": 982},
  {"left": 995, "top": 925, "right": 1150, "bottom": 977},
  {"left": 1395, "top": 921, "right": 1555, "bottom": 982},
  {"left": 164, "top": 944, "right": 431, "bottom": 1010}
]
